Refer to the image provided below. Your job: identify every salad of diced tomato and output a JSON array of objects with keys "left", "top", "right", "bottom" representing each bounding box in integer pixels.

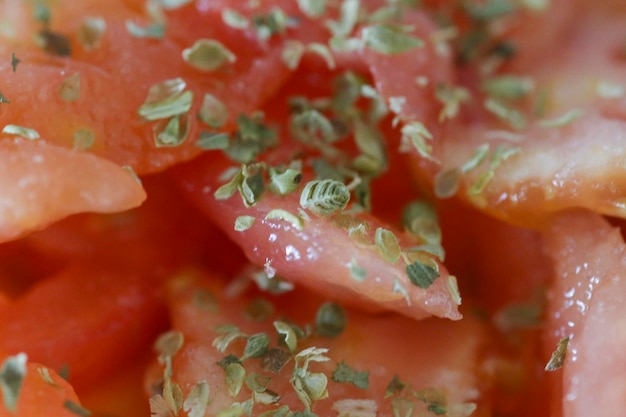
[{"left": 0, "top": 1, "right": 625, "bottom": 416}]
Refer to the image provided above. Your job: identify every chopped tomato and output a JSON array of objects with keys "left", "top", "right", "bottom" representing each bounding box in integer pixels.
[
  {"left": 0, "top": 137, "right": 145, "bottom": 243},
  {"left": 148, "top": 274, "right": 489, "bottom": 416},
  {"left": 0, "top": 262, "right": 167, "bottom": 390},
  {"left": 543, "top": 211, "right": 626, "bottom": 417}
]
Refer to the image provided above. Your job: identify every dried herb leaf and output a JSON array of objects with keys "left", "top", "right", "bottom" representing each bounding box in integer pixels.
[
  {"left": 73, "top": 129, "right": 95, "bottom": 151},
  {"left": 222, "top": 9, "right": 250, "bottom": 29},
  {"left": 182, "top": 39, "right": 236, "bottom": 71},
  {"left": 261, "top": 348, "right": 292, "bottom": 374},
  {"left": 139, "top": 78, "right": 193, "bottom": 121},
  {"left": 183, "top": 380, "right": 210, "bottom": 417},
  {"left": 274, "top": 321, "right": 298, "bottom": 352},
  {"left": 545, "top": 336, "right": 569, "bottom": 371},
  {"left": 197, "top": 132, "right": 230, "bottom": 150},
  {"left": 153, "top": 114, "right": 190, "bottom": 147},
  {"left": 331, "top": 361, "right": 369, "bottom": 389},
  {"left": 537, "top": 109, "right": 584, "bottom": 128},
  {"left": 384, "top": 375, "right": 405, "bottom": 398},
  {"left": 77, "top": 17, "right": 106, "bottom": 50},
  {"left": 241, "top": 333, "right": 270, "bottom": 360},
  {"left": 0, "top": 353, "right": 27, "bottom": 412},
  {"left": 362, "top": 24, "right": 423, "bottom": 54},
  {"left": 198, "top": 93, "right": 229, "bottom": 128},
  {"left": 64, "top": 400, "right": 92, "bottom": 416},
  {"left": 315, "top": 302, "right": 347, "bottom": 338},
  {"left": 234, "top": 215, "right": 255, "bottom": 232},
  {"left": 300, "top": 179, "right": 350, "bottom": 215},
  {"left": 265, "top": 209, "right": 304, "bottom": 231},
  {"left": 332, "top": 399, "right": 377, "bottom": 417},
  {"left": 375, "top": 227, "right": 402, "bottom": 263},
  {"left": 269, "top": 167, "right": 303, "bottom": 195},
  {"left": 297, "top": 0, "right": 326, "bottom": 17},
  {"left": 125, "top": 20, "right": 165, "bottom": 38},
  {"left": 2, "top": 124, "right": 39, "bottom": 139},
  {"left": 406, "top": 260, "right": 439, "bottom": 289},
  {"left": 225, "top": 363, "right": 246, "bottom": 397},
  {"left": 10, "top": 53, "right": 19, "bottom": 72}
]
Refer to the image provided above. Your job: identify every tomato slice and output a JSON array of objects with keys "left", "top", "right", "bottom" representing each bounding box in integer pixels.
[
  {"left": 543, "top": 211, "right": 626, "bottom": 417},
  {"left": 148, "top": 274, "right": 488, "bottom": 416},
  {"left": 0, "top": 262, "right": 167, "bottom": 390},
  {"left": 0, "top": 137, "right": 145, "bottom": 243},
  {"left": 0, "top": 0, "right": 328, "bottom": 174}
]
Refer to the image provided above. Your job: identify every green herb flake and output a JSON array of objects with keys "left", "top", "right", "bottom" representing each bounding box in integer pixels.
[
  {"left": 139, "top": 78, "right": 193, "bottom": 121},
  {"left": 183, "top": 39, "right": 236, "bottom": 71},
  {"left": 214, "top": 168, "right": 243, "bottom": 200},
  {"left": 349, "top": 260, "right": 367, "bottom": 281},
  {"left": 242, "top": 332, "right": 270, "bottom": 360},
  {"left": 461, "top": 143, "right": 490, "bottom": 173},
  {"left": 235, "top": 215, "right": 255, "bottom": 232},
  {"left": 463, "top": 0, "right": 515, "bottom": 20},
  {"left": 265, "top": 209, "right": 303, "bottom": 231},
  {"left": 545, "top": 336, "right": 569, "bottom": 371},
  {"left": 362, "top": 24, "right": 424, "bottom": 55},
  {"left": 484, "top": 97, "right": 527, "bottom": 130},
  {"left": 274, "top": 321, "right": 298, "bottom": 352},
  {"left": 183, "top": 380, "right": 210, "bottom": 417},
  {"left": 2, "top": 124, "right": 40, "bottom": 140},
  {"left": 297, "top": 0, "right": 326, "bottom": 17},
  {"left": 384, "top": 375, "right": 406, "bottom": 398},
  {"left": 64, "top": 400, "right": 92, "bottom": 416},
  {"left": 10, "top": 53, "right": 19, "bottom": 72},
  {"left": 125, "top": 20, "right": 165, "bottom": 38},
  {"left": 402, "top": 200, "right": 441, "bottom": 245},
  {"left": 300, "top": 179, "right": 351, "bottom": 215},
  {"left": 596, "top": 81, "right": 625, "bottom": 99},
  {"left": 59, "top": 73, "right": 81, "bottom": 102},
  {"left": 435, "top": 83, "right": 470, "bottom": 121},
  {"left": 213, "top": 325, "right": 246, "bottom": 352},
  {"left": 520, "top": 0, "right": 549, "bottom": 11},
  {"left": 0, "top": 91, "right": 9, "bottom": 105},
  {"left": 537, "top": 109, "right": 584, "bottom": 128},
  {"left": 153, "top": 114, "right": 190, "bottom": 147},
  {"left": 331, "top": 361, "right": 369, "bottom": 389},
  {"left": 156, "top": 0, "right": 194, "bottom": 9},
  {"left": 37, "top": 367, "right": 56, "bottom": 386},
  {"left": 35, "top": 29, "right": 72, "bottom": 56},
  {"left": 326, "top": 0, "right": 359, "bottom": 38},
  {"left": 269, "top": 167, "right": 303, "bottom": 195},
  {"left": 244, "top": 298, "right": 274, "bottom": 322},
  {"left": 224, "top": 362, "right": 246, "bottom": 397},
  {"left": 281, "top": 40, "right": 305, "bottom": 69},
  {"left": 73, "top": 128, "right": 95, "bottom": 151},
  {"left": 222, "top": 8, "right": 250, "bottom": 29},
  {"left": 447, "top": 275, "right": 462, "bottom": 305},
  {"left": 77, "top": 17, "right": 106, "bottom": 50},
  {"left": 243, "top": 374, "right": 271, "bottom": 397},
  {"left": 198, "top": 93, "right": 229, "bottom": 128},
  {"left": 306, "top": 43, "right": 336, "bottom": 70},
  {"left": 315, "top": 302, "right": 347, "bottom": 338},
  {"left": 154, "top": 330, "right": 184, "bottom": 367},
  {"left": 33, "top": 3, "right": 51, "bottom": 24},
  {"left": 291, "top": 109, "right": 338, "bottom": 144},
  {"left": 197, "top": 132, "right": 230, "bottom": 150},
  {"left": 261, "top": 348, "right": 292, "bottom": 374},
  {"left": 253, "top": 8, "right": 289, "bottom": 41},
  {"left": 413, "top": 387, "right": 447, "bottom": 415},
  {"left": 434, "top": 168, "right": 460, "bottom": 199},
  {"left": 374, "top": 227, "right": 402, "bottom": 263},
  {"left": 291, "top": 370, "right": 329, "bottom": 411},
  {"left": 0, "top": 353, "right": 27, "bottom": 412},
  {"left": 482, "top": 75, "right": 534, "bottom": 100},
  {"left": 406, "top": 259, "right": 440, "bottom": 289},
  {"left": 399, "top": 121, "right": 436, "bottom": 161}
]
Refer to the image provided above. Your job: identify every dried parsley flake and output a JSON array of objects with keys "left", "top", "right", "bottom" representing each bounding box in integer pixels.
[{"left": 331, "top": 361, "right": 369, "bottom": 389}]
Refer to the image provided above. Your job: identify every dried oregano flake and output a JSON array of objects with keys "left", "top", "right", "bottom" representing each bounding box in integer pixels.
[
  {"left": 139, "top": 78, "right": 193, "bottom": 121},
  {"left": 545, "top": 336, "right": 569, "bottom": 371},
  {"left": 331, "top": 361, "right": 369, "bottom": 389},
  {"left": 182, "top": 39, "right": 236, "bottom": 71},
  {"left": 406, "top": 259, "right": 440, "bottom": 289},
  {"left": 59, "top": 73, "right": 80, "bottom": 102},
  {"left": 374, "top": 227, "right": 401, "bottom": 263},
  {"left": 315, "top": 302, "right": 347, "bottom": 338},
  {"left": 77, "top": 17, "right": 106, "bottom": 50},
  {"left": 0, "top": 353, "right": 27, "bottom": 412},
  {"left": 362, "top": 24, "right": 423, "bottom": 54},
  {"left": 2, "top": 124, "right": 39, "bottom": 139},
  {"left": 234, "top": 215, "right": 255, "bottom": 232},
  {"left": 183, "top": 380, "right": 210, "bottom": 417},
  {"left": 300, "top": 179, "right": 350, "bottom": 215}
]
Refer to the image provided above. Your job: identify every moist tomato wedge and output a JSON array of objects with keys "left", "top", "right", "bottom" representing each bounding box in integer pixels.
[
  {"left": 0, "top": 261, "right": 167, "bottom": 390},
  {"left": 0, "top": 137, "right": 145, "bottom": 243},
  {"left": 147, "top": 273, "right": 488, "bottom": 416}
]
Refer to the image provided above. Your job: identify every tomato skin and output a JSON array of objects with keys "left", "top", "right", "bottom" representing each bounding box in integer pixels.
[
  {"left": 0, "top": 137, "right": 145, "bottom": 244},
  {"left": 0, "top": 262, "right": 167, "bottom": 390},
  {"left": 0, "top": 351, "right": 83, "bottom": 417}
]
